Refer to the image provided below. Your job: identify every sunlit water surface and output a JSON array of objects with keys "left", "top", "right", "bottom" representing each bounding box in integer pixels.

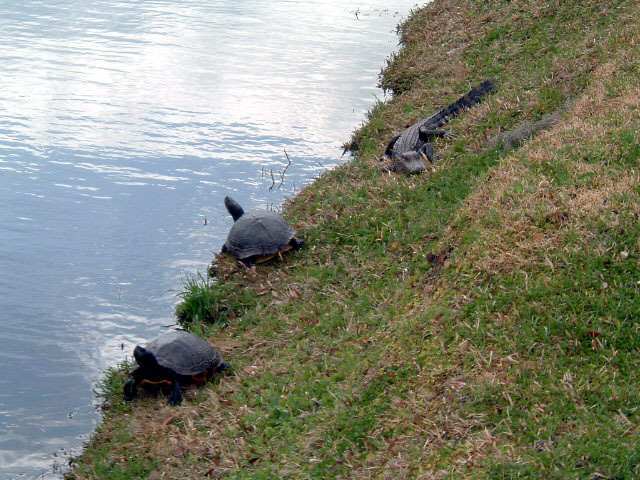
[{"left": 0, "top": 1, "right": 419, "bottom": 477}]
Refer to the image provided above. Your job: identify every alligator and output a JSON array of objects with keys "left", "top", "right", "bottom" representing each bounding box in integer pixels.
[{"left": 381, "top": 80, "right": 496, "bottom": 173}]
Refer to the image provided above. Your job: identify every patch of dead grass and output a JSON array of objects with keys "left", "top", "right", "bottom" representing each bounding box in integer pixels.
[
  {"left": 438, "top": 51, "right": 640, "bottom": 279},
  {"left": 340, "top": 14, "right": 640, "bottom": 477}
]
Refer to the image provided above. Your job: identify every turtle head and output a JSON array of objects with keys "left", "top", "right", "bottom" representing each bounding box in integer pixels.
[
  {"left": 224, "top": 196, "right": 245, "bottom": 222},
  {"left": 133, "top": 345, "right": 159, "bottom": 369}
]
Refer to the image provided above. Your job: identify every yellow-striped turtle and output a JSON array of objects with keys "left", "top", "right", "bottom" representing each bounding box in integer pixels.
[
  {"left": 221, "top": 196, "right": 303, "bottom": 266},
  {"left": 123, "top": 330, "right": 227, "bottom": 406}
]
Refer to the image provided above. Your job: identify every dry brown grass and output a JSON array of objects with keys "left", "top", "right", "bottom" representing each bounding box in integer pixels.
[
  {"left": 439, "top": 55, "right": 640, "bottom": 279},
  {"left": 355, "top": 18, "right": 640, "bottom": 477}
]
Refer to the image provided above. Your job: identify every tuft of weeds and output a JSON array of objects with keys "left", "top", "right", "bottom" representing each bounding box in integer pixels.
[
  {"left": 175, "top": 272, "right": 225, "bottom": 324},
  {"left": 93, "top": 362, "right": 133, "bottom": 411},
  {"left": 175, "top": 271, "right": 259, "bottom": 327}
]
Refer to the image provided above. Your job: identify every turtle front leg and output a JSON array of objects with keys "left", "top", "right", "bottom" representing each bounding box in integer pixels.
[
  {"left": 239, "top": 258, "right": 253, "bottom": 268},
  {"left": 168, "top": 380, "right": 183, "bottom": 406},
  {"left": 290, "top": 237, "right": 304, "bottom": 250},
  {"left": 123, "top": 379, "right": 138, "bottom": 402}
]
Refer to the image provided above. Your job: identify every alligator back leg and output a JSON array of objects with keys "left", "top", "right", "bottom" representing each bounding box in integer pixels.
[{"left": 419, "top": 127, "right": 452, "bottom": 140}]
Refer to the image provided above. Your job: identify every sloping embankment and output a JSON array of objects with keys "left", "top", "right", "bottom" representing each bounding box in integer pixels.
[{"left": 69, "top": 0, "right": 640, "bottom": 478}]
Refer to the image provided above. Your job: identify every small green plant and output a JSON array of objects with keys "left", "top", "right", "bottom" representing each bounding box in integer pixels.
[
  {"left": 175, "top": 271, "right": 224, "bottom": 324},
  {"left": 94, "top": 361, "right": 132, "bottom": 401}
]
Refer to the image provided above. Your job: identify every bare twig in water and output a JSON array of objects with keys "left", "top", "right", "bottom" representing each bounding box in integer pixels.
[
  {"left": 278, "top": 149, "right": 292, "bottom": 190},
  {"left": 268, "top": 169, "right": 276, "bottom": 191},
  {"left": 266, "top": 150, "right": 293, "bottom": 192}
]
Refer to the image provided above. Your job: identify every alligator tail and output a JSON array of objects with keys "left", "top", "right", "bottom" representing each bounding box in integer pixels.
[{"left": 427, "top": 80, "right": 496, "bottom": 127}]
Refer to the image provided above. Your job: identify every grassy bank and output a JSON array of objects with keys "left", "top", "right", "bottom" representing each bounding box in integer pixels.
[{"left": 69, "top": 0, "right": 640, "bottom": 478}]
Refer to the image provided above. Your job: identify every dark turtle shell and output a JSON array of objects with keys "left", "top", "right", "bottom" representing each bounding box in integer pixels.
[
  {"left": 223, "top": 199, "right": 298, "bottom": 260},
  {"left": 145, "top": 331, "right": 225, "bottom": 376},
  {"left": 225, "top": 210, "right": 297, "bottom": 259}
]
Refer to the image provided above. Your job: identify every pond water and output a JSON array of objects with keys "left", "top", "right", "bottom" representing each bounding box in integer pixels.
[{"left": 0, "top": 0, "right": 419, "bottom": 478}]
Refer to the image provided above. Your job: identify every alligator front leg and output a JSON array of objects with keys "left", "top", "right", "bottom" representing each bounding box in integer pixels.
[
  {"left": 383, "top": 134, "right": 401, "bottom": 159},
  {"left": 419, "top": 143, "right": 438, "bottom": 164}
]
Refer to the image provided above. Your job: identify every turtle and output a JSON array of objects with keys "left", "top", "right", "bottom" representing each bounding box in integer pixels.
[
  {"left": 123, "top": 330, "right": 227, "bottom": 406},
  {"left": 221, "top": 196, "right": 304, "bottom": 266}
]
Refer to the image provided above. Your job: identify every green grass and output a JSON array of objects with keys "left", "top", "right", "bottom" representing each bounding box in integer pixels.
[
  {"left": 175, "top": 271, "right": 259, "bottom": 328},
  {"left": 93, "top": 363, "right": 132, "bottom": 407},
  {"left": 88, "top": 457, "right": 158, "bottom": 480}
]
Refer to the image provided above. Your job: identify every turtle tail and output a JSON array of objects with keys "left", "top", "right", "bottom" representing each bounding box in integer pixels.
[{"left": 224, "top": 196, "right": 245, "bottom": 222}]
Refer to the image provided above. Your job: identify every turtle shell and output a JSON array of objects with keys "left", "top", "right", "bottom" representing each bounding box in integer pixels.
[
  {"left": 145, "top": 331, "right": 225, "bottom": 376},
  {"left": 224, "top": 210, "right": 296, "bottom": 260}
]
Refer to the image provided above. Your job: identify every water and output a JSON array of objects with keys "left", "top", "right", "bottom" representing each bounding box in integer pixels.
[{"left": 0, "top": 1, "right": 419, "bottom": 477}]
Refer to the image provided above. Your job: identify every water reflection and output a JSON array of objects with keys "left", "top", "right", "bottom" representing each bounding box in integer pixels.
[
  {"left": 0, "top": 0, "right": 418, "bottom": 477},
  {"left": 3, "top": 0, "right": 394, "bottom": 160}
]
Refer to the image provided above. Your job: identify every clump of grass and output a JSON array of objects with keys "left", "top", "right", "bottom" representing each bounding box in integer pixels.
[
  {"left": 93, "top": 361, "right": 132, "bottom": 409},
  {"left": 175, "top": 272, "right": 224, "bottom": 324},
  {"left": 175, "top": 271, "right": 259, "bottom": 328}
]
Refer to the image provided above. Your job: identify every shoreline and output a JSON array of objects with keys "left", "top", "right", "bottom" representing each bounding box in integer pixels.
[{"left": 69, "top": 0, "right": 640, "bottom": 478}]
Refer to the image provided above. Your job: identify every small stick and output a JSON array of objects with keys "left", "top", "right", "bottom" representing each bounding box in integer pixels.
[
  {"left": 268, "top": 169, "right": 276, "bottom": 191},
  {"left": 278, "top": 149, "right": 292, "bottom": 190}
]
